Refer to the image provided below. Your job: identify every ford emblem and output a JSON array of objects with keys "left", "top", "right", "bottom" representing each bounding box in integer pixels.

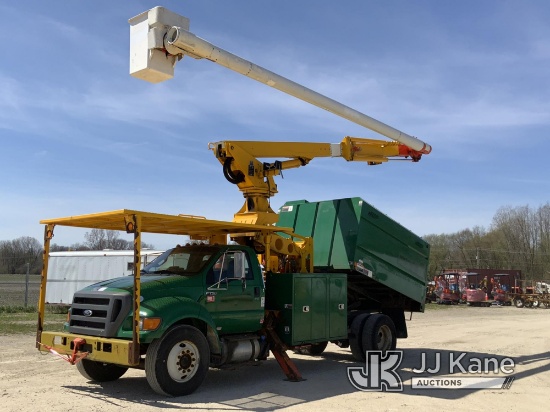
[{"left": 83, "top": 309, "right": 93, "bottom": 317}]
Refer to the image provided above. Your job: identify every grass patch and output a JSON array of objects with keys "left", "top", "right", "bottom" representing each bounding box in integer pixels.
[
  {"left": 0, "top": 304, "right": 70, "bottom": 314},
  {"left": 0, "top": 312, "right": 67, "bottom": 335},
  {"left": 0, "top": 304, "right": 69, "bottom": 334},
  {"left": 0, "top": 273, "right": 41, "bottom": 282},
  {"left": 0, "top": 305, "right": 36, "bottom": 313}
]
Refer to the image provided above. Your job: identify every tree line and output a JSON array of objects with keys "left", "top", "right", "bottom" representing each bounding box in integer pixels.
[
  {"left": 2, "top": 203, "right": 550, "bottom": 278},
  {"left": 0, "top": 229, "right": 154, "bottom": 274},
  {"left": 425, "top": 203, "right": 550, "bottom": 280}
]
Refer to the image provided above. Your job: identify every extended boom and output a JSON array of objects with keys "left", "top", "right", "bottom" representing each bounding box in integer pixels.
[
  {"left": 129, "top": 6, "right": 432, "bottom": 154},
  {"left": 209, "top": 137, "right": 424, "bottom": 225}
]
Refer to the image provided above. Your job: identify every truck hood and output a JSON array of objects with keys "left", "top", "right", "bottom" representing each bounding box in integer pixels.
[{"left": 81, "top": 274, "right": 204, "bottom": 300}]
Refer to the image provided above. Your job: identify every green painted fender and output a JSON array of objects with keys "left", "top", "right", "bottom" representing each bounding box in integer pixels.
[{"left": 117, "top": 296, "right": 221, "bottom": 352}]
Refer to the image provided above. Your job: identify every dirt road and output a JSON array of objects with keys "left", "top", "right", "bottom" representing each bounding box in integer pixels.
[{"left": 1, "top": 306, "right": 549, "bottom": 411}]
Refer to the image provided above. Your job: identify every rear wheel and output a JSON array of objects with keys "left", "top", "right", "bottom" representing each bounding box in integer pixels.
[
  {"left": 145, "top": 325, "right": 209, "bottom": 396},
  {"left": 361, "top": 314, "right": 397, "bottom": 353},
  {"left": 76, "top": 359, "right": 128, "bottom": 382},
  {"left": 349, "top": 314, "right": 369, "bottom": 361}
]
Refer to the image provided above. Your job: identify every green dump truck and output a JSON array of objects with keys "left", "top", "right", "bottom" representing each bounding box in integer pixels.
[
  {"left": 37, "top": 198, "right": 429, "bottom": 396},
  {"left": 35, "top": 5, "right": 431, "bottom": 397},
  {"left": 36, "top": 197, "right": 429, "bottom": 396}
]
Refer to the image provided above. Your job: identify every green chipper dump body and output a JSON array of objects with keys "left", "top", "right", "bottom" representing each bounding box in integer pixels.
[{"left": 277, "top": 197, "right": 430, "bottom": 313}]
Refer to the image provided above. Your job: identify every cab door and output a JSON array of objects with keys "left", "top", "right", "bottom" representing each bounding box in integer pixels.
[{"left": 205, "top": 251, "right": 264, "bottom": 334}]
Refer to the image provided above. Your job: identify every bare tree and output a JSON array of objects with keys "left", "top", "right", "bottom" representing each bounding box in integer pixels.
[
  {"left": 423, "top": 233, "right": 453, "bottom": 276},
  {"left": 535, "top": 203, "right": 550, "bottom": 276},
  {"left": 492, "top": 205, "right": 538, "bottom": 276},
  {"left": 84, "top": 229, "right": 107, "bottom": 250},
  {"left": 0, "top": 237, "right": 42, "bottom": 274},
  {"left": 84, "top": 229, "right": 130, "bottom": 250},
  {"left": 83, "top": 229, "right": 154, "bottom": 250}
]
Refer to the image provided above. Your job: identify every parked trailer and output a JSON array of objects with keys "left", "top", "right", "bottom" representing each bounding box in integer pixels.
[
  {"left": 509, "top": 279, "right": 550, "bottom": 308},
  {"left": 46, "top": 250, "right": 163, "bottom": 304},
  {"left": 466, "top": 268, "right": 521, "bottom": 289}
]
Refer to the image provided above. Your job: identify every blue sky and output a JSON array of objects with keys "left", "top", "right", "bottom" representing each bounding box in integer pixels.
[{"left": 1, "top": 1, "right": 549, "bottom": 250}]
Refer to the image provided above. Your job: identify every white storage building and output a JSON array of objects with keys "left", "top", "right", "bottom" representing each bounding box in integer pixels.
[{"left": 46, "top": 250, "right": 163, "bottom": 304}]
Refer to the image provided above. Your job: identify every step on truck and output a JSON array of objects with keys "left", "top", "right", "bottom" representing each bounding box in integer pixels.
[{"left": 36, "top": 198, "right": 429, "bottom": 396}]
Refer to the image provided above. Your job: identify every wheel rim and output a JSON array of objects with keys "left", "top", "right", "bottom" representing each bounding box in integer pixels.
[
  {"left": 376, "top": 325, "right": 393, "bottom": 351},
  {"left": 516, "top": 299, "right": 524, "bottom": 308},
  {"left": 166, "top": 340, "right": 200, "bottom": 382}
]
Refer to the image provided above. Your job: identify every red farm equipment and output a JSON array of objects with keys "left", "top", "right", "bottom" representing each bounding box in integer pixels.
[
  {"left": 464, "top": 273, "right": 514, "bottom": 307},
  {"left": 434, "top": 272, "right": 462, "bottom": 304}
]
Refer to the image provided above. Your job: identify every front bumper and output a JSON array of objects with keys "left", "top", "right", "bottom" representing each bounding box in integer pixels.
[{"left": 38, "top": 331, "right": 138, "bottom": 367}]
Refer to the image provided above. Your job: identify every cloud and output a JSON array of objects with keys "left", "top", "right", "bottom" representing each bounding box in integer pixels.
[{"left": 3, "top": 1, "right": 550, "bottom": 248}]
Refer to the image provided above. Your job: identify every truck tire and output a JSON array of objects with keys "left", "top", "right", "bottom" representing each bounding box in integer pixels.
[
  {"left": 145, "top": 325, "right": 209, "bottom": 396},
  {"left": 515, "top": 298, "right": 524, "bottom": 308},
  {"left": 349, "top": 314, "right": 369, "bottom": 362},
  {"left": 361, "top": 314, "right": 396, "bottom": 353},
  {"left": 295, "top": 341, "right": 328, "bottom": 356},
  {"left": 76, "top": 359, "right": 128, "bottom": 382}
]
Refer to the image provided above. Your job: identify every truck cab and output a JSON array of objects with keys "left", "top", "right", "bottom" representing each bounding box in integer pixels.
[
  {"left": 61, "top": 243, "right": 269, "bottom": 396},
  {"left": 67, "top": 244, "right": 265, "bottom": 343}
]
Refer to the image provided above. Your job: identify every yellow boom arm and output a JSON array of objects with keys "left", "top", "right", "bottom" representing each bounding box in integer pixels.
[{"left": 209, "top": 136, "right": 424, "bottom": 226}]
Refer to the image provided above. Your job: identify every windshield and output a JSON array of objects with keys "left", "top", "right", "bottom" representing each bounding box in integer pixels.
[{"left": 142, "top": 245, "right": 216, "bottom": 275}]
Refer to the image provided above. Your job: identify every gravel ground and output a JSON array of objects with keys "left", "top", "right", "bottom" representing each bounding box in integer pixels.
[{"left": 1, "top": 305, "right": 549, "bottom": 411}]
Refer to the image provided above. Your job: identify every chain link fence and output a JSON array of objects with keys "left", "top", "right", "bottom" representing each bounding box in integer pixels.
[{"left": 0, "top": 274, "right": 41, "bottom": 307}]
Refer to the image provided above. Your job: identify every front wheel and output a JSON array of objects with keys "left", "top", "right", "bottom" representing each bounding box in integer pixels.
[
  {"left": 76, "top": 359, "right": 128, "bottom": 382},
  {"left": 299, "top": 341, "right": 328, "bottom": 356},
  {"left": 145, "top": 325, "right": 210, "bottom": 396},
  {"left": 515, "top": 298, "right": 524, "bottom": 308},
  {"left": 361, "top": 314, "right": 397, "bottom": 353}
]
